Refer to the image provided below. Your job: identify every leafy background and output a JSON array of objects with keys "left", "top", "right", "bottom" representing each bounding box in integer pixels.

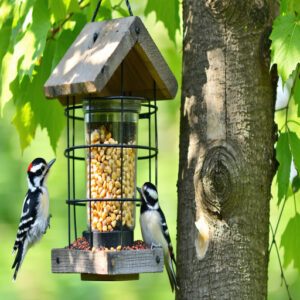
[
  {"left": 269, "top": 1, "right": 300, "bottom": 299},
  {"left": 0, "top": 0, "right": 299, "bottom": 299}
]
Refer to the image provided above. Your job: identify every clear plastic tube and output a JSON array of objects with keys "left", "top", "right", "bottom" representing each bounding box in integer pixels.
[{"left": 83, "top": 99, "right": 141, "bottom": 234}]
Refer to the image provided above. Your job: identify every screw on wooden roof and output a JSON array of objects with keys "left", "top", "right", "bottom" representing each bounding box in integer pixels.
[{"left": 93, "top": 32, "right": 99, "bottom": 43}]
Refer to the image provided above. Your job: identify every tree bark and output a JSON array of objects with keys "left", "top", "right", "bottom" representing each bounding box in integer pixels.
[{"left": 177, "top": 1, "right": 277, "bottom": 299}]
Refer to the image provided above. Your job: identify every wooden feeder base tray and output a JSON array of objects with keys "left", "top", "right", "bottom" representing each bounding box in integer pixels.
[{"left": 51, "top": 248, "right": 164, "bottom": 281}]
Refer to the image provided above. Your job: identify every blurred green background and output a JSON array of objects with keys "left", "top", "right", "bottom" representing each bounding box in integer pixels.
[{"left": 0, "top": 5, "right": 299, "bottom": 300}]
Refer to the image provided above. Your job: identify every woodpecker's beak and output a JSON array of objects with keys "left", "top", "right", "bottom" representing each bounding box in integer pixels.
[
  {"left": 47, "top": 158, "right": 56, "bottom": 170},
  {"left": 136, "top": 186, "right": 142, "bottom": 196}
]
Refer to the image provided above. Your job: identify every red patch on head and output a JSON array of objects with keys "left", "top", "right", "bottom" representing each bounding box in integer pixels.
[{"left": 27, "top": 163, "right": 33, "bottom": 172}]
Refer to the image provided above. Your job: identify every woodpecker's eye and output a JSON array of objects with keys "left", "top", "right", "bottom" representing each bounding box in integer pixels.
[{"left": 35, "top": 169, "right": 43, "bottom": 176}]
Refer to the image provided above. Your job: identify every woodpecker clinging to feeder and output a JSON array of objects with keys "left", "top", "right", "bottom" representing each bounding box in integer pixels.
[
  {"left": 137, "top": 182, "right": 179, "bottom": 292},
  {"left": 12, "top": 158, "right": 56, "bottom": 281}
]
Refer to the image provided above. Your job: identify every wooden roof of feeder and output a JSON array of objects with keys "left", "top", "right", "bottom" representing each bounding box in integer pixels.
[{"left": 44, "top": 16, "right": 178, "bottom": 104}]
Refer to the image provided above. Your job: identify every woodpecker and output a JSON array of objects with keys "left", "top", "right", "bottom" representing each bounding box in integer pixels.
[
  {"left": 12, "top": 158, "right": 56, "bottom": 281},
  {"left": 137, "top": 182, "right": 179, "bottom": 292}
]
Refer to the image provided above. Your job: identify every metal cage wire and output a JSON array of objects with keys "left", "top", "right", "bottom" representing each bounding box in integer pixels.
[{"left": 65, "top": 88, "right": 158, "bottom": 249}]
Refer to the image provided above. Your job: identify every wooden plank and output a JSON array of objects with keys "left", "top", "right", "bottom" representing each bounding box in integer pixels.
[
  {"left": 51, "top": 248, "right": 164, "bottom": 275},
  {"left": 44, "top": 17, "right": 177, "bottom": 102},
  {"left": 81, "top": 274, "right": 139, "bottom": 281},
  {"left": 107, "top": 248, "right": 164, "bottom": 274},
  {"left": 52, "top": 249, "right": 108, "bottom": 274}
]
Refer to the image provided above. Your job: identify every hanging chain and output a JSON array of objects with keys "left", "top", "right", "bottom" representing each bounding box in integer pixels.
[
  {"left": 125, "top": 0, "right": 133, "bottom": 16},
  {"left": 91, "top": 0, "right": 133, "bottom": 22},
  {"left": 91, "top": 0, "right": 103, "bottom": 22}
]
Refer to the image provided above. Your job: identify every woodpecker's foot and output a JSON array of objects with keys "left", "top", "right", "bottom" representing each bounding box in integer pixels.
[
  {"left": 151, "top": 243, "right": 162, "bottom": 250},
  {"left": 45, "top": 214, "right": 52, "bottom": 233}
]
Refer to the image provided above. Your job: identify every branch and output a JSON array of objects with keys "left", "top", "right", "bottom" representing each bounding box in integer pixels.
[
  {"left": 48, "top": 0, "right": 90, "bottom": 41},
  {"left": 269, "top": 223, "right": 293, "bottom": 300}
]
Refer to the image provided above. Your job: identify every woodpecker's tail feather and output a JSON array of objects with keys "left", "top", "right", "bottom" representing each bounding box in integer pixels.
[
  {"left": 12, "top": 239, "right": 20, "bottom": 255},
  {"left": 168, "top": 245, "right": 177, "bottom": 267},
  {"left": 12, "top": 242, "right": 26, "bottom": 281},
  {"left": 165, "top": 255, "right": 179, "bottom": 292}
]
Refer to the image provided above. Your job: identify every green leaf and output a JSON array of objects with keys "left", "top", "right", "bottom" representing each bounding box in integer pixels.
[
  {"left": 12, "top": 101, "right": 37, "bottom": 150},
  {"left": 7, "top": 9, "right": 85, "bottom": 151},
  {"left": 18, "top": 0, "right": 51, "bottom": 78},
  {"left": 68, "top": 0, "right": 80, "bottom": 14},
  {"left": 270, "top": 14, "right": 300, "bottom": 82},
  {"left": 12, "top": 40, "right": 65, "bottom": 152},
  {"left": 113, "top": 5, "right": 128, "bottom": 17},
  {"left": 0, "top": 19, "right": 12, "bottom": 110},
  {"left": 10, "top": 0, "right": 37, "bottom": 47},
  {"left": 49, "top": 0, "right": 68, "bottom": 22},
  {"left": 281, "top": 213, "right": 300, "bottom": 270},
  {"left": 32, "top": 40, "right": 65, "bottom": 151},
  {"left": 10, "top": 73, "right": 38, "bottom": 150},
  {"left": 10, "top": 73, "right": 37, "bottom": 150},
  {"left": 99, "top": 5, "right": 113, "bottom": 20},
  {"left": 280, "top": 0, "right": 288, "bottom": 14},
  {"left": 280, "top": 0, "right": 300, "bottom": 15},
  {"left": 0, "top": 52, "right": 17, "bottom": 109},
  {"left": 0, "top": 0, "right": 13, "bottom": 28},
  {"left": 6, "top": 0, "right": 50, "bottom": 84},
  {"left": 0, "top": 1, "right": 37, "bottom": 110},
  {"left": 52, "top": 13, "right": 87, "bottom": 68},
  {"left": 276, "top": 132, "right": 292, "bottom": 203},
  {"left": 294, "top": 76, "right": 300, "bottom": 116},
  {"left": 292, "top": 1, "right": 300, "bottom": 14},
  {"left": 0, "top": 19, "right": 12, "bottom": 61},
  {"left": 145, "top": 0, "right": 180, "bottom": 43},
  {"left": 48, "top": 0, "right": 80, "bottom": 23},
  {"left": 289, "top": 131, "right": 300, "bottom": 173},
  {"left": 292, "top": 175, "right": 300, "bottom": 193},
  {"left": 0, "top": 0, "right": 49, "bottom": 111}
]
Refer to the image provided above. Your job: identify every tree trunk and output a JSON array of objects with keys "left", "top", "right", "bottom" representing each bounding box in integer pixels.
[{"left": 177, "top": 1, "right": 277, "bottom": 299}]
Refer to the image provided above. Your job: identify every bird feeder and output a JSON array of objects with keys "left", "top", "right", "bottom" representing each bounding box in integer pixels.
[{"left": 44, "top": 16, "right": 177, "bottom": 281}]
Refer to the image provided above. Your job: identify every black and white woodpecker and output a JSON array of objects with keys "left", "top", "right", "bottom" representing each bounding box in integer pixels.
[
  {"left": 12, "top": 158, "right": 56, "bottom": 281},
  {"left": 137, "top": 182, "right": 179, "bottom": 292}
]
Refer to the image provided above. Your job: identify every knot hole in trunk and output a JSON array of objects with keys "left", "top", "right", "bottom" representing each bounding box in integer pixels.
[{"left": 200, "top": 145, "right": 242, "bottom": 218}]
